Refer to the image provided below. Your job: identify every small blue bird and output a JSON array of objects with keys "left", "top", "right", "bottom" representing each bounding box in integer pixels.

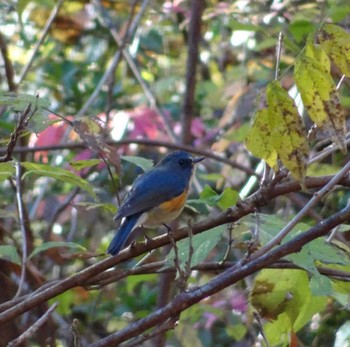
[{"left": 108, "top": 150, "right": 204, "bottom": 255}]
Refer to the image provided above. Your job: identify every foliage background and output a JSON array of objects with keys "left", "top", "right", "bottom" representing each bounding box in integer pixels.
[{"left": 1, "top": 0, "right": 350, "bottom": 346}]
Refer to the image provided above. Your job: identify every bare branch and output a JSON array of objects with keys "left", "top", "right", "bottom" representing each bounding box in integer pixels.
[{"left": 181, "top": 0, "right": 205, "bottom": 145}]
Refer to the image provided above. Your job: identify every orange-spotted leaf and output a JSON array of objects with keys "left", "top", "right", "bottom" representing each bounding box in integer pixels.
[
  {"left": 266, "top": 81, "right": 309, "bottom": 183},
  {"left": 245, "top": 108, "right": 278, "bottom": 170}
]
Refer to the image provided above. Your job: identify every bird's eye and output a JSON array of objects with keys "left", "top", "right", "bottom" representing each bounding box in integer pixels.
[{"left": 178, "top": 159, "right": 185, "bottom": 166}]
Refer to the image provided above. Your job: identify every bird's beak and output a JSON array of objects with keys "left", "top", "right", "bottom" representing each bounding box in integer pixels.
[{"left": 193, "top": 156, "right": 205, "bottom": 164}]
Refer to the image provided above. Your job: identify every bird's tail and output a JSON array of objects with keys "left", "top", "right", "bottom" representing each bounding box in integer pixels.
[{"left": 107, "top": 214, "right": 141, "bottom": 255}]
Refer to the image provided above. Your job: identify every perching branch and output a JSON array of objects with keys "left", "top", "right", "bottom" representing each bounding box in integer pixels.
[
  {"left": 0, "top": 139, "right": 258, "bottom": 176},
  {"left": 0, "top": 102, "right": 37, "bottom": 163},
  {"left": 90, "top": 202, "right": 350, "bottom": 346},
  {"left": 0, "top": 174, "right": 349, "bottom": 327},
  {"left": 253, "top": 158, "right": 350, "bottom": 258}
]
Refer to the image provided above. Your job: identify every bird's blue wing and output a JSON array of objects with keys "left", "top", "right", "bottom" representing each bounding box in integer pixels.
[{"left": 115, "top": 168, "right": 188, "bottom": 220}]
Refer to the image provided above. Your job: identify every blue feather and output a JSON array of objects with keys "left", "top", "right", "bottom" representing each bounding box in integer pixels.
[{"left": 107, "top": 213, "right": 142, "bottom": 255}]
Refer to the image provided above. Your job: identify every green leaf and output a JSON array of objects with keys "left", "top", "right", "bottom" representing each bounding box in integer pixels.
[
  {"left": 229, "top": 19, "right": 260, "bottom": 32},
  {"left": 0, "top": 162, "right": 15, "bottom": 182},
  {"left": 226, "top": 323, "right": 247, "bottom": 341},
  {"left": 199, "top": 185, "right": 239, "bottom": 210},
  {"left": 199, "top": 185, "right": 219, "bottom": 206},
  {"left": 0, "top": 92, "right": 47, "bottom": 109},
  {"left": 198, "top": 173, "right": 223, "bottom": 182},
  {"left": 251, "top": 269, "right": 327, "bottom": 345},
  {"left": 294, "top": 38, "right": 346, "bottom": 152},
  {"left": 21, "top": 162, "right": 96, "bottom": 197},
  {"left": 165, "top": 225, "right": 227, "bottom": 270},
  {"left": 309, "top": 274, "right": 333, "bottom": 296},
  {"left": 319, "top": 24, "right": 350, "bottom": 77},
  {"left": 0, "top": 92, "right": 50, "bottom": 117},
  {"left": 245, "top": 108, "right": 278, "bottom": 169},
  {"left": 286, "top": 236, "right": 350, "bottom": 276},
  {"left": 217, "top": 188, "right": 240, "bottom": 210},
  {"left": 0, "top": 245, "right": 21, "bottom": 265},
  {"left": 254, "top": 38, "right": 277, "bottom": 51},
  {"left": 329, "top": 5, "right": 350, "bottom": 22},
  {"left": 69, "top": 159, "right": 101, "bottom": 170},
  {"left": 224, "top": 122, "right": 251, "bottom": 142},
  {"left": 289, "top": 20, "right": 315, "bottom": 43},
  {"left": 121, "top": 155, "right": 154, "bottom": 172},
  {"left": 307, "top": 163, "right": 341, "bottom": 176},
  {"left": 140, "top": 29, "right": 163, "bottom": 53},
  {"left": 28, "top": 241, "right": 86, "bottom": 259},
  {"left": 241, "top": 214, "right": 350, "bottom": 275}
]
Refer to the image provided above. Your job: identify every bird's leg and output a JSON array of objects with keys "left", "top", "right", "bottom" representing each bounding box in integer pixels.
[
  {"left": 163, "top": 223, "right": 173, "bottom": 234},
  {"left": 141, "top": 225, "right": 153, "bottom": 250}
]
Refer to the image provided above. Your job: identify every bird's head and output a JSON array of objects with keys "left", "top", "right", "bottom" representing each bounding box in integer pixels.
[{"left": 157, "top": 150, "right": 204, "bottom": 172}]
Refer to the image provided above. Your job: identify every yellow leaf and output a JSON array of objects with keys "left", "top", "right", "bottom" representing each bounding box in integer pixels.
[
  {"left": 318, "top": 24, "right": 350, "bottom": 77},
  {"left": 295, "top": 40, "right": 347, "bottom": 152},
  {"left": 266, "top": 81, "right": 309, "bottom": 183},
  {"left": 245, "top": 108, "right": 278, "bottom": 169}
]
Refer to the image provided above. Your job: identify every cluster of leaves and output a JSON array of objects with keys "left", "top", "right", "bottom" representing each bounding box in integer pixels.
[
  {"left": 0, "top": 1, "right": 350, "bottom": 346},
  {"left": 246, "top": 24, "right": 350, "bottom": 183}
]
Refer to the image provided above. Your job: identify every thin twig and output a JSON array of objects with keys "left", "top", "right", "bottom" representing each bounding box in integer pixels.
[
  {"left": 14, "top": 161, "right": 28, "bottom": 299},
  {"left": 336, "top": 74, "right": 346, "bottom": 90},
  {"left": 44, "top": 187, "right": 80, "bottom": 241},
  {"left": 308, "top": 136, "right": 350, "bottom": 164},
  {"left": 92, "top": 0, "right": 177, "bottom": 143},
  {"left": 76, "top": 50, "right": 122, "bottom": 117},
  {"left": 7, "top": 302, "right": 58, "bottom": 347},
  {"left": 76, "top": 0, "right": 144, "bottom": 118},
  {"left": 18, "top": 0, "right": 65, "bottom": 83},
  {"left": 0, "top": 102, "right": 37, "bottom": 162},
  {"left": 253, "top": 312, "right": 270, "bottom": 347},
  {"left": 274, "top": 32, "right": 283, "bottom": 81}
]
